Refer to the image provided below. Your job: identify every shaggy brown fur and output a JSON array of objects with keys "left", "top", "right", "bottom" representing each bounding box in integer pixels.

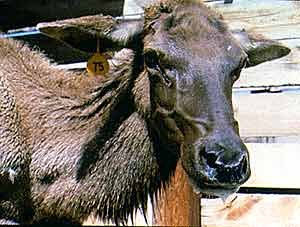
[{"left": 0, "top": 38, "right": 156, "bottom": 223}]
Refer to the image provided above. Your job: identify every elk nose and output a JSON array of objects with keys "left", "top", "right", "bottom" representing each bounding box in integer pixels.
[{"left": 202, "top": 140, "right": 250, "bottom": 185}]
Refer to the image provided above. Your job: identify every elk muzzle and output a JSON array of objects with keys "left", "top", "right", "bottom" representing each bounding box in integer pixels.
[
  {"left": 200, "top": 132, "right": 250, "bottom": 186},
  {"left": 182, "top": 128, "right": 250, "bottom": 197}
]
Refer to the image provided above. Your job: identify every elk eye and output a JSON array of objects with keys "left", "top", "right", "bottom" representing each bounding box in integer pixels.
[{"left": 144, "top": 49, "right": 160, "bottom": 69}]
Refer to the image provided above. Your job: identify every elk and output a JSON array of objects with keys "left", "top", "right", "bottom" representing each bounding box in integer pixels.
[{"left": 0, "top": 0, "right": 290, "bottom": 224}]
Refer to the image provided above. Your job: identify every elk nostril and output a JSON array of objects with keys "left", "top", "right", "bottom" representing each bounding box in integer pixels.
[{"left": 203, "top": 151, "right": 218, "bottom": 168}]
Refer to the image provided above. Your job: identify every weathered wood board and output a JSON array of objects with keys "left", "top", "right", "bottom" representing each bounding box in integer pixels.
[
  {"left": 233, "top": 89, "right": 300, "bottom": 137},
  {"left": 243, "top": 143, "right": 300, "bottom": 188},
  {"left": 208, "top": 0, "right": 300, "bottom": 48},
  {"left": 202, "top": 193, "right": 300, "bottom": 227}
]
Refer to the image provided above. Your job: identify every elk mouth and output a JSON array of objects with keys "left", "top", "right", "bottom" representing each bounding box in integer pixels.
[
  {"left": 189, "top": 177, "right": 240, "bottom": 199},
  {"left": 181, "top": 158, "right": 242, "bottom": 200}
]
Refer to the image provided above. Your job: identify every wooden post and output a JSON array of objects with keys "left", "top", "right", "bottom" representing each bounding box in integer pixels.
[{"left": 153, "top": 161, "right": 201, "bottom": 226}]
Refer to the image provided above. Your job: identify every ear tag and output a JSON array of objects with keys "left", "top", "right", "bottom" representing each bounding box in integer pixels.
[{"left": 86, "top": 39, "right": 109, "bottom": 77}]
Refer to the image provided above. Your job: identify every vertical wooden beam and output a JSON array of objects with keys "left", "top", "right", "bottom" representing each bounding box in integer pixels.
[{"left": 153, "top": 161, "right": 201, "bottom": 226}]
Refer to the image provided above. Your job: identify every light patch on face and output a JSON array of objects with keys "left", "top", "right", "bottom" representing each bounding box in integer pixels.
[{"left": 227, "top": 45, "right": 232, "bottom": 51}]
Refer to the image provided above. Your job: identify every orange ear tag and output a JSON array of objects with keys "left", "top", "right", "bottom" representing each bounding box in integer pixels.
[{"left": 86, "top": 39, "right": 109, "bottom": 77}]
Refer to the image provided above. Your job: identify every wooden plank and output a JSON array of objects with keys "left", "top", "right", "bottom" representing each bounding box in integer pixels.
[
  {"left": 210, "top": 0, "right": 300, "bottom": 48},
  {"left": 242, "top": 136, "right": 300, "bottom": 143},
  {"left": 243, "top": 143, "right": 300, "bottom": 189},
  {"left": 123, "top": 0, "right": 143, "bottom": 15},
  {"left": 233, "top": 90, "right": 300, "bottom": 137},
  {"left": 202, "top": 194, "right": 300, "bottom": 227},
  {"left": 153, "top": 162, "right": 201, "bottom": 226}
]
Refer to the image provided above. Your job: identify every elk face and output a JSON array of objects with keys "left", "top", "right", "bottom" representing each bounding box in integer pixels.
[{"left": 142, "top": 1, "right": 251, "bottom": 197}]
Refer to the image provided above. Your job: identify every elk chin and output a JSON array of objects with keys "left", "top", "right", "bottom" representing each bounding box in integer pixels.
[{"left": 189, "top": 177, "right": 240, "bottom": 201}]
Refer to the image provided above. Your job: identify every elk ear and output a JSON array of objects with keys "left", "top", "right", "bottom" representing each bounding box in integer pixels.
[
  {"left": 37, "top": 15, "right": 144, "bottom": 53},
  {"left": 232, "top": 29, "right": 291, "bottom": 67}
]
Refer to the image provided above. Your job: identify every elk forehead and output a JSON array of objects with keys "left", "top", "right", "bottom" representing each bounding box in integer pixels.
[{"left": 144, "top": 1, "right": 247, "bottom": 73}]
